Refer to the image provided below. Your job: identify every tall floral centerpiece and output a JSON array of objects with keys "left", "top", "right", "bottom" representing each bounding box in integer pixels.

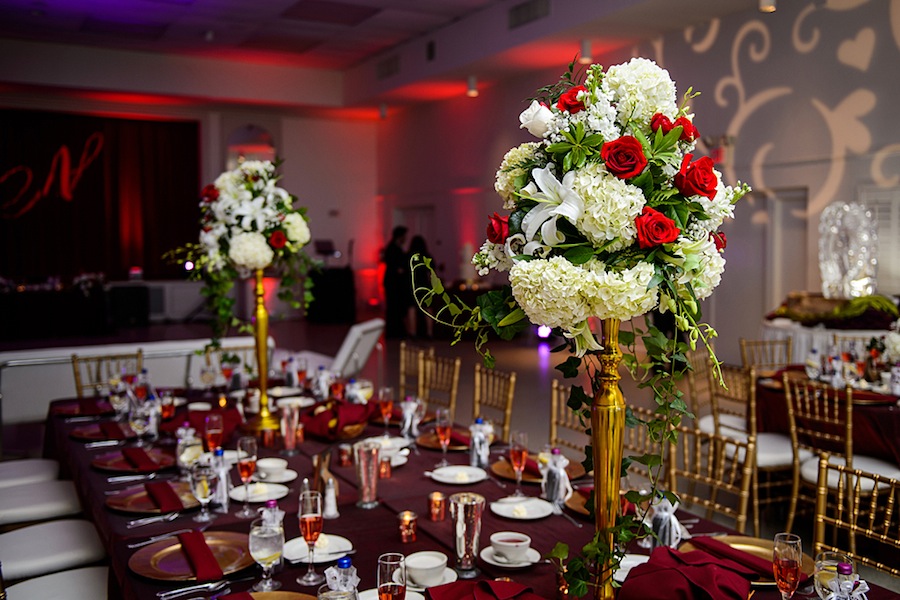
[
  {"left": 412, "top": 58, "right": 749, "bottom": 598},
  {"left": 168, "top": 160, "right": 314, "bottom": 434}
]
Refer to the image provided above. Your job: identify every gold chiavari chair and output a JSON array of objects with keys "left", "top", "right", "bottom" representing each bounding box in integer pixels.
[
  {"left": 623, "top": 404, "right": 665, "bottom": 491},
  {"left": 473, "top": 364, "right": 516, "bottom": 442},
  {"left": 71, "top": 349, "right": 144, "bottom": 398},
  {"left": 203, "top": 344, "right": 258, "bottom": 388},
  {"left": 685, "top": 346, "right": 713, "bottom": 432},
  {"left": 814, "top": 454, "right": 900, "bottom": 578},
  {"left": 739, "top": 337, "right": 792, "bottom": 375},
  {"left": 398, "top": 341, "right": 433, "bottom": 402},
  {"left": 669, "top": 426, "right": 756, "bottom": 534},
  {"left": 420, "top": 354, "right": 460, "bottom": 421},
  {"left": 549, "top": 380, "right": 589, "bottom": 463}
]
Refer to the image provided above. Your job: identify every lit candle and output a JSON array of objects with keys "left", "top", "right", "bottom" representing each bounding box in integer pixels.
[
  {"left": 398, "top": 510, "right": 417, "bottom": 543},
  {"left": 379, "top": 456, "right": 392, "bottom": 479},
  {"left": 428, "top": 491, "right": 446, "bottom": 521}
]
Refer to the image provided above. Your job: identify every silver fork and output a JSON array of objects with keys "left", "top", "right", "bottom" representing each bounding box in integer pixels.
[
  {"left": 126, "top": 511, "right": 178, "bottom": 529},
  {"left": 157, "top": 579, "right": 230, "bottom": 600}
]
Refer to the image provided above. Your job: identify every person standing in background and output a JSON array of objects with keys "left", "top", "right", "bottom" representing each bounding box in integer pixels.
[
  {"left": 382, "top": 225, "right": 410, "bottom": 338},
  {"left": 408, "top": 235, "right": 434, "bottom": 339}
]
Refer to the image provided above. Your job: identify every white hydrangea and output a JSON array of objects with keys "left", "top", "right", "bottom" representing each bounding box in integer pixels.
[
  {"left": 228, "top": 231, "right": 274, "bottom": 270},
  {"left": 571, "top": 163, "right": 645, "bottom": 252},
  {"left": 509, "top": 256, "right": 594, "bottom": 330},
  {"left": 674, "top": 237, "right": 726, "bottom": 301},
  {"left": 495, "top": 143, "right": 541, "bottom": 210},
  {"left": 583, "top": 260, "right": 659, "bottom": 320},
  {"left": 283, "top": 213, "right": 310, "bottom": 245},
  {"left": 884, "top": 331, "right": 900, "bottom": 362},
  {"left": 602, "top": 57, "right": 678, "bottom": 131},
  {"left": 693, "top": 175, "right": 733, "bottom": 232}
]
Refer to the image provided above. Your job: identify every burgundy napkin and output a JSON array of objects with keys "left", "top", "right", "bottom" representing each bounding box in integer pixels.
[
  {"left": 301, "top": 401, "right": 375, "bottom": 441},
  {"left": 618, "top": 546, "right": 754, "bottom": 600},
  {"left": 687, "top": 535, "right": 808, "bottom": 583},
  {"left": 99, "top": 422, "right": 128, "bottom": 440},
  {"left": 449, "top": 429, "right": 471, "bottom": 446},
  {"left": 159, "top": 408, "right": 242, "bottom": 441},
  {"left": 144, "top": 481, "right": 184, "bottom": 512},
  {"left": 427, "top": 579, "right": 543, "bottom": 600},
  {"left": 523, "top": 457, "right": 542, "bottom": 477},
  {"left": 77, "top": 398, "right": 112, "bottom": 415},
  {"left": 122, "top": 447, "right": 160, "bottom": 472},
  {"left": 177, "top": 531, "right": 224, "bottom": 582},
  {"left": 218, "top": 593, "right": 254, "bottom": 600}
]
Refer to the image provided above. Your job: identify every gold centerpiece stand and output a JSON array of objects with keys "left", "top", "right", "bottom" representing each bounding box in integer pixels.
[{"left": 243, "top": 269, "right": 279, "bottom": 437}]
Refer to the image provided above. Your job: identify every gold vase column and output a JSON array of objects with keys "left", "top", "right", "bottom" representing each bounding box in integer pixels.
[
  {"left": 590, "top": 318, "right": 625, "bottom": 600},
  {"left": 245, "top": 268, "right": 279, "bottom": 435}
]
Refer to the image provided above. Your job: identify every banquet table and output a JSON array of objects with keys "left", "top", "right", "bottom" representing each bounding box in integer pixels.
[
  {"left": 755, "top": 367, "right": 900, "bottom": 467},
  {"left": 43, "top": 392, "right": 900, "bottom": 599}
]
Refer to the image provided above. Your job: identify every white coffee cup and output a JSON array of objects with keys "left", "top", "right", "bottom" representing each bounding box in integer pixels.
[
  {"left": 405, "top": 551, "right": 447, "bottom": 587},
  {"left": 256, "top": 457, "right": 288, "bottom": 480},
  {"left": 489, "top": 531, "right": 531, "bottom": 564}
]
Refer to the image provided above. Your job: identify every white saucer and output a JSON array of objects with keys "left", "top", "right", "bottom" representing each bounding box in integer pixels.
[
  {"left": 284, "top": 534, "right": 353, "bottom": 564},
  {"left": 359, "top": 590, "right": 425, "bottom": 600},
  {"left": 363, "top": 436, "right": 412, "bottom": 453},
  {"left": 403, "top": 567, "right": 458, "bottom": 592},
  {"left": 253, "top": 468, "right": 299, "bottom": 484},
  {"left": 268, "top": 386, "right": 303, "bottom": 397},
  {"left": 613, "top": 554, "right": 650, "bottom": 583},
  {"left": 490, "top": 497, "right": 554, "bottom": 519},
  {"left": 276, "top": 396, "right": 316, "bottom": 408},
  {"left": 200, "top": 449, "right": 240, "bottom": 465},
  {"left": 430, "top": 465, "right": 487, "bottom": 485},
  {"left": 390, "top": 455, "right": 408, "bottom": 468},
  {"left": 480, "top": 546, "right": 541, "bottom": 568},
  {"left": 228, "top": 482, "right": 289, "bottom": 503}
]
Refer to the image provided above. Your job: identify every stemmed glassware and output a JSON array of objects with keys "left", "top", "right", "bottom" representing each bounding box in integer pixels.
[
  {"left": 235, "top": 436, "right": 258, "bottom": 518},
  {"left": 190, "top": 462, "right": 218, "bottom": 523},
  {"left": 249, "top": 517, "right": 284, "bottom": 592},
  {"left": 204, "top": 413, "right": 224, "bottom": 452},
  {"left": 508, "top": 430, "right": 529, "bottom": 497},
  {"left": 297, "top": 490, "right": 325, "bottom": 586},
  {"left": 128, "top": 399, "right": 154, "bottom": 448},
  {"left": 378, "top": 386, "right": 394, "bottom": 438},
  {"left": 377, "top": 552, "right": 407, "bottom": 600},
  {"left": 773, "top": 532, "right": 803, "bottom": 600},
  {"left": 434, "top": 408, "right": 452, "bottom": 468}
]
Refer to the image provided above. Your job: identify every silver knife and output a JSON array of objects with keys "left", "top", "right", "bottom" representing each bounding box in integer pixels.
[
  {"left": 127, "top": 528, "right": 194, "bottom": 548},
  {"left": 108, "top": 473, "right": 159, "bottom": 484},
  {"left": 85, "top": 440, "right": 125, "bottom": 449}
]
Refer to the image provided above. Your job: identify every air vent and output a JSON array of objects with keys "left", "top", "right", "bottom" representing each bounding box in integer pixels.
[
  {"left": 508, "top": 0, "right": 550, "bottom": 29},
  {"left": 376, "top": 55, "right": 400, "bottom": 80}
]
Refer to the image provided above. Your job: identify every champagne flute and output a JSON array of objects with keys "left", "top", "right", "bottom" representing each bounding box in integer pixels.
[
  {"left": 297, "top": 490, "right": 325, "bottom": 586},
  {"left": 190, "top": 462, "right": 218, "bottom": 522},
  {"left": 378, "top": 386, "right": 394, "bottom": 438},
  {"left": 204, "top": 413, "right": 224, "bottom": 452},
  {"left": 434, "top": 408, "right": 452, "bottom": 468},
  {"left": 377, "top": 552, "right": 406, "bottom": 600},
  {"left": 249, "top": 517, "right": 284, "bottom": 592},
  {"left": 235, "top": 436, "right": 258, "bottom": 518},
  {"left": 509, "top": 430, "right": 528, "bottom": 497},
  {"left": 773, "top": 532, "right": 803, "bottom": 599}
]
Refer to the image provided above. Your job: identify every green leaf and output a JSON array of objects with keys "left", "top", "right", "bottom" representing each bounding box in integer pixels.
[
  {"left": 563, "top": 245, "right": 595, "bottom": 264},
  {"left": 556, "top": 356, "right": 582, "bottom": 378},
  {"left": 548, "top": 542, "right": 569, "bottom": 560}
]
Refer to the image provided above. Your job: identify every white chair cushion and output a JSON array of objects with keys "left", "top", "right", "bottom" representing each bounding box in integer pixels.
[
  {"left": 7, "top": 566, "right": 108, "bottom": 600},
  {"left": 721, "top": 430, "right": 807, "bottom": 468},
  {"left": 0, "top": 480, "right": 81, "bottom": 525},
  {"left": 0, "top": 519, "right": 105, "bottom": 580},
  {"left": 718, "top": 415, "right": 747, "bottom": 432},
  {"left": 697, "top": 414, "right": 716, "bottom": 434},
  {"left": 800, "top": 454, "right": 900, "bottom": 491},
  {"left": 0, "top": 459, "right": 59, "bottom": 489}
]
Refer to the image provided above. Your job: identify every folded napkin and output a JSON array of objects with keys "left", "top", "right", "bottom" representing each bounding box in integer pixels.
[
  {"left": 159, "top": 408, "right": 242, "bottom": 441},
  {"left": 99, "top": 422, "right": 128, "bottom": 440},
  {"left": 523, "top": 457, "right": 542, "bottom": 477},
  {"left": 218, "top": 593, "right": 253, "bottom": 600},
  {"left": 122, "top": 447, "right": 160, "bottom": 472},
  {"left": 177, "top": 531, "right": 224, "bottom": 582},
  {"left": 301, "top": 401, "right": 376, "bottom": 441},
  {"left": 687, "top": 535, "right": 808, "bottom": 583},
  {"left": 427, "top": 579, "right": 543, "bottom": 600},
  {"left": 618, "top": 546, "right": 755, "bottom": 600},
  {"left": 449, "top": 429, "right": 471, "bottom": 446},
  {"left": 144, "top": 481, "right": 184, "bottom": 512}
]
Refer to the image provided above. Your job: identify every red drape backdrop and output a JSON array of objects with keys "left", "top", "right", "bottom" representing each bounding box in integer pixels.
[{"left": 0, "top": 109, "right": 200, "bottom": 283}]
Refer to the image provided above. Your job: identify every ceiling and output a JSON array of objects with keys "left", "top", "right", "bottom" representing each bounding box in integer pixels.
[{"left": 0, "top": 0, "right": 759, "bottom": 109}]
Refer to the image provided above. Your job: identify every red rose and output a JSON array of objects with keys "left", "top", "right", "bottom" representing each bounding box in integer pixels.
[
  {"left": 674, "top": 116, "right": 700, "bottom": 142},
  {"left": 650, "top": 113, "right": 674, "bottom": 134},
  {"left": 269, "top": 230, "right": 287, "bottom": 249},
  {"left": 635, "top": 207, "right": 680, "bottom": 249},
  {"left": 486, "top": 212, "right": 509, "bottom": 244},
  {"left": 674, "top": 154, "right": 718, "bottom": 200},
  {"left": 601, "top": 136, "right": 647, "bottom": 179},
  {"left": 200, "top": 184, "right": 219, "bottom": 203},
  {"left": 557, "top": 86, "right": 587, "bottom": 114},
  {"left": 710, "top": 231, "right": 727, "bottom": 251}
]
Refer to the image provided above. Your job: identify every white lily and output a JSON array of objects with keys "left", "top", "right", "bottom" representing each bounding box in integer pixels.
[{"left": 519, "top": 165, "right": 585, "bottom": 250}]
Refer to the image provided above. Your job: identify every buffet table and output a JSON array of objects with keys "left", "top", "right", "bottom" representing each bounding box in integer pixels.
[
  {"left": 760, "top": 319, "right": 888, "bottom": 365},
  {"left": 43, "top": 393, "right": 900, "bottom": 599}
]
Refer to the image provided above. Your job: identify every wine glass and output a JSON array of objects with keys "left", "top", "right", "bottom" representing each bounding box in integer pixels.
[
  {"left": 128, "top": 400, "right": 154, "bottom": 448},
  {"left": 773, "top": 532, "right": 802, "bottom": 599},
  {"left": 204, "top": 413, "right": 224, "bottom": 452},
  {"left": 509, "top": 430, "right": 529, "bottom": 497},
  {"left": 378, "top": 386, "right": 394, "bottom": 438},
  {"left": 249, "top": 517, "right": 284, "bottom": 592},
  {"left": 200, "top": 365, "right": 217, "bottom": 391},
  {"left": 190, "top": 462, "right": 219, "bottom": 523},
  {"left": 434, "top": 408, "right": 452, "bottom": 468},
  {"left": 235, "top": 436, "right": 258, "bottom": 518},
  {"left": 297, "top": 490, "right": 325, "bottom": 586},
  {"left": 377, "top": 552, "right": 406, "bottom": 600},
  {"left": 109, "top": 381, "right": 129, "bottom": 422}
]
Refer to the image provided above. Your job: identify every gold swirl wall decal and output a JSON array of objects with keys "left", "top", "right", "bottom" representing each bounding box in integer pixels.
[
  {"left": 891, "top": 0, "right": 900, "bottom": 50},
  {"left": 751, "top": 143, "right": 775, "bottom": 193},
  {"left": 871, "top": 144, "right": 900, "bottom": 187},
  {"left": 837, "top": 28, "right": 876, "bottom": 71},
  {"left": 792, "top": 3, "right": 820, "bottom": 54},
  {"left": 684, "top": 18, "right": 720, "bottom": 53},
  {"left": 825, "top": 0, "right": 869, "bottom": 10}
]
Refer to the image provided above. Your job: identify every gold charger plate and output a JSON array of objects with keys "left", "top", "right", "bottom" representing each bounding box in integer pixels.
[
  {"left": 128, "top": 531, "right": 252, "bottom": 581},
  {"left": 416, "top": 431, "right": 468, "bottom": 452},
  {"left": 106, "top": 481, "right": 199, "bottom": 514},
  {"left": 91, "top": 448, "right": 176, "bottom": 472},
  {"left": 679, "top": 535, "right": 814, "bottom": 587},
  {"left": 564, "top": 488, "right": 591, "bottom": 517},
  {"left": 490, "top": 459, "right": 586, "bottom": 484},
  {"left": 70, "top": 422, "right": 136, "bottom": 441}
]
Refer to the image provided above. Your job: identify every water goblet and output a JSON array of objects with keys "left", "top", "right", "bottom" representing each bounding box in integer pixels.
[
  {"left": 190, "top": 462, "right": 219, "bottom": 523},
  {"left": 377, "top": 552, "right": 406, "bottom": 600},
  {"left": 249, "top": 517, "right": 284, "bottom": 592},
  {"left": 128, "top": 400, "right": 154, "bottom": 448},
  {"left": 773, "top": 532, "right": 803, "bottom": 599},
  {"left": 378, "top": 386, "right": 394, "bottom": 438},
  {"left": 235, "top": 436, "right": 258, "bottom": 518},
  {"left": 297, "top": 490, "right": 325, "bottom": 586},
  {"left": 434, "top": 408, "right": 452, "bottom": 468},
  {"left": 204, "top": 413, "right": 224, "bottom": 452},
  {"left": 508, "top": 430, "right": 528, "bottom": 497}
]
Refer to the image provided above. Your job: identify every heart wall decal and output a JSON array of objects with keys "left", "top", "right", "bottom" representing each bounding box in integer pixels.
[{"left": 837, "top": 27, "right": 875, "bottom": 71}]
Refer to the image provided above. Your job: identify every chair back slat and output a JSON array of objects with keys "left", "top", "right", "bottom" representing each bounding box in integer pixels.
[
  {"left": 549, "top": 380, "right": 588, "bottom": 461},
  {"left": 71, "top": 350, "right": 144, "bottom": 398},
  {"left": 740, "top": 338, "right": 792, "bottom": 373},
  {"left": 473, "top": 364, "right": 516, "bottom": 441},
  {"left": 783, "top": 376, "right": 853, "bottom": 464},
  {"left": 421, "top": 354, "right": 460, "bottom": 421}
]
